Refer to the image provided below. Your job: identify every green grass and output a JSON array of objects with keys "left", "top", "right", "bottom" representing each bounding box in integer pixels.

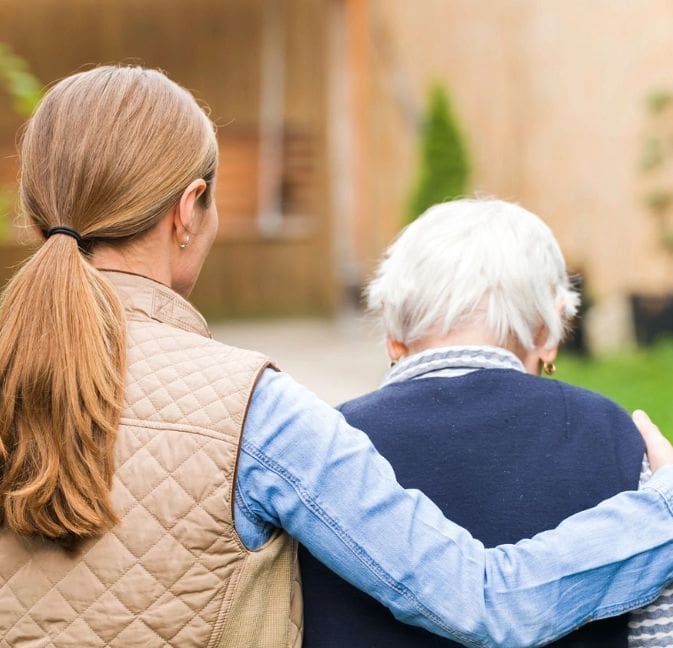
[{"left": 555, "top": 340, "right": 673, "bottom": 440}]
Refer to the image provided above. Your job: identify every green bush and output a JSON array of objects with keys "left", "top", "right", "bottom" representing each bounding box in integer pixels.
[
  {"left": 0, "top": 43, "right": 42, "bottom": 239},
  {"left": 0, "top": 43, "right": 42, "bottom": 117},
  {"left": 407, "top": 84, "right": 470, "bottom": 224}
]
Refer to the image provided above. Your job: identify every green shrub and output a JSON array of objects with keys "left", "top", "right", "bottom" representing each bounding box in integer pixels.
[
  {"left": 0, "top": 42, "right": 42, "bottom": 117},
  {"left": 407, "top": 84, "right": 470, "bottom": 224},
  {"left": 0, "top": 44, "right": 42, "bottom": 240}
]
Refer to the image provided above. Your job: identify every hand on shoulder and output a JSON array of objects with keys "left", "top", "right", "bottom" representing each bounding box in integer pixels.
[{"left": 633, "top": 410, "right": 673, "bottom": 473}]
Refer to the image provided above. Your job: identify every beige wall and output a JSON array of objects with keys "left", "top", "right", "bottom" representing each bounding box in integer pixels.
[{"left": 356, "top": 0, "right": 673, "bottom": 301}]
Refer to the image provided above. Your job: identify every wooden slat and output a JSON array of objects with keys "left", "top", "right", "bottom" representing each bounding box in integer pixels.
[{"left": 216, "top": 127, "right": 318, "bottom": 231}]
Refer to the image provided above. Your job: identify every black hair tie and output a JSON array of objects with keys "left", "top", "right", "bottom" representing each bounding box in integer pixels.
[{"left": 45, "top": 226, "right": 85, "bottom": 247}]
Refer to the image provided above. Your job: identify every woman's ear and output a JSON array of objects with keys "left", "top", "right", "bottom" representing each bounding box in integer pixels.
[{"left": 172, "top": 179, "right": 207, "bottom": 245}]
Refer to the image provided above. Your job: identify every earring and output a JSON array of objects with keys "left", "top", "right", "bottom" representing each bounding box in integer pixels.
[
  {"left": 543, "top": 361, "right": 556, "bottom": 376},
  {"left": 178, "top": 235, "right": 190, "bottom": 249}
]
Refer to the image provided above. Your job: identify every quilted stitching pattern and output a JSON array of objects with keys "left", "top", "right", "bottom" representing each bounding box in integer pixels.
[
  {"left": 123, "top": 322, "right": 263, "bottom": 444},
  {"left": 0, "top": 306, "right": 270, "bottom": 647}
]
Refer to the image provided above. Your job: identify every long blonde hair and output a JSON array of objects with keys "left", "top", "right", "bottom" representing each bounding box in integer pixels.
[{"left": 0, "top": 66, "right": 217, "bottom": 544}]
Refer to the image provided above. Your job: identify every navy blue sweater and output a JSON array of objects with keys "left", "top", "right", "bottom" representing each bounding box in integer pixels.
[{"left": 300, "top": 370, "right": 644, "bottom": 647}]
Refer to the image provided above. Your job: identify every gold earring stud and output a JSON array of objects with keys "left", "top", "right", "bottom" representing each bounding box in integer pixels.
[
  {"left": 179, "top": 235, "right": 190, "bottom": 249},
  {"left": 543, "top": 361, "right": 556, "bottom": 376}
]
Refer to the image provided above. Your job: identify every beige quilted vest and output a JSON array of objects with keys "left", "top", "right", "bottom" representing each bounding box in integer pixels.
[{"left": 0, "top": 271, "right": 303, "bottom": 647}]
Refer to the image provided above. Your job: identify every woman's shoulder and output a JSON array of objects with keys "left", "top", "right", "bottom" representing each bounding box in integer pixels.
[
  {"left": 127, "top": 317, "right": 269, "bottom": 367},
  {"left": 124, "top": 320, "right": 272, "bottom": 426}
]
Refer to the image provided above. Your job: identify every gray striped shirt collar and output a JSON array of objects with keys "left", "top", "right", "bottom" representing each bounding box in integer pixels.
[{"left": 383, "top": 345, "right": 526, "bottom": 386}]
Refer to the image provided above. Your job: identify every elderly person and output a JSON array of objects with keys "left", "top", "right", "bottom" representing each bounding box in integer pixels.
[
  {"left": 301, "top": 198, "right": 658, "bottom": 647},
  {"left": 4, "top": 69, "right": 673, "bottom": 648}
]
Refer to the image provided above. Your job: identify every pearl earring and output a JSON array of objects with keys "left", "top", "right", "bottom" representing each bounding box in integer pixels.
[{"left": 178, "top": 235, "right": 190, "bottom": 249}]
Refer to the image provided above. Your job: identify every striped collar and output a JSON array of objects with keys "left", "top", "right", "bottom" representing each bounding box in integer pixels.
[{"left": 383, "top": 345, "right": 526, "bottom": 386}]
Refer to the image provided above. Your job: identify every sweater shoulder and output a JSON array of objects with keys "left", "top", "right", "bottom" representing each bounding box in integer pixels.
[
  {"left": 553, "top": 378, "right": 637, "bottom": 429},
  {"left": 339, "top": 372, "right": 642, "bottom": 449}
]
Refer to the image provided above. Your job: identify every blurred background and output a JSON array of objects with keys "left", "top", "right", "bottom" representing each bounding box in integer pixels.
[{"left": 1, "top": 0, "right": 673, "bottom": 426}]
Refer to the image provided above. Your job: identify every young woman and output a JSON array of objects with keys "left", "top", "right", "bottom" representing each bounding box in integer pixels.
[{"left": 2, "top": 67, "right": 673, "bottom": 647}]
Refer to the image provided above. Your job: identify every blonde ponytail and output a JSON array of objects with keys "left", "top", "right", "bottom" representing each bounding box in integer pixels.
[
  {"left": 0, "top": 66, "right": 217, "bottom": 544},
  {"left": 0, "top": 236, "right": 125, "bottom": 541}
]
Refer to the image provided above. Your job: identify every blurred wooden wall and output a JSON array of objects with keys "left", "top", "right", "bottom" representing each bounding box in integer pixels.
[
  {"left": 343, "top": 0, "right": 673, "bottom": 305},
  {"left": 0, "top": 0, "right": 336, "bottom": 316}
]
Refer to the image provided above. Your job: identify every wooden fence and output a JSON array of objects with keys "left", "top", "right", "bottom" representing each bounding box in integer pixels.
[
  {"left": 0, "top": 238, "right": 336, "bottom": 319},
  {"left": 0, "top": 0, "right": 336, "bottom": 316}
]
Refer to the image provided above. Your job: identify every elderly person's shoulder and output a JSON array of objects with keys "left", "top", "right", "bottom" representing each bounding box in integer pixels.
[
  {"left": 338, "top": 370, "right": 643, "bottom": 456},
  {"left": 549, "top": 377, "right": 644, "bottom": 448}
]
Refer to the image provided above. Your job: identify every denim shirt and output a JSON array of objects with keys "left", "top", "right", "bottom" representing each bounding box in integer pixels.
[{"left": 235, "top": 368, "right": 673, "bottom": 647}]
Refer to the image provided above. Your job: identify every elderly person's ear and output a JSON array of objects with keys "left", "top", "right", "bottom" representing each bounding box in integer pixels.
[
  {"left": 386, "top": 339, "right": 408, "bottom": 365},
  {"left": 524, "top": 325, "right": 559, "bottom": 376},
  {"left": 538, "top": 346, "right": 558, "bottom": 376}
]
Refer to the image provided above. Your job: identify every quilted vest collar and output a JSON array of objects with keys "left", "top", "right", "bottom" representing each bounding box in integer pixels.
[{"left": 101, "top": 269, "right": 212, "bottom": 338}]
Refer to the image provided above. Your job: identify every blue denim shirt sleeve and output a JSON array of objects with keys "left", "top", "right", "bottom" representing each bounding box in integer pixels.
[{"left": 235, "top": 368, "right": 673, "bottom": 648}]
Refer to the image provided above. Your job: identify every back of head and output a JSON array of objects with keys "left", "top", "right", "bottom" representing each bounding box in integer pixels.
[
  {"left": 0, "top": 66, "right": 217, "bottom": 545},
  {"left": 21, "top": 66, "right": 217, "bottom": 240},
  {"left": 367, "top": 198, "right": 579, "bottom": 350}
]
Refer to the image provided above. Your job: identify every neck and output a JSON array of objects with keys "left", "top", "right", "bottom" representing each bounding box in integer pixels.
[
  {"left": 405, "top": 332, "right": 500, "bottom": 356},
  {"left": 404, "top": 327, "right": 535, "bottom": 373},
  {"left": 91, "top": 244, "right": 172, "bottom": 290}
]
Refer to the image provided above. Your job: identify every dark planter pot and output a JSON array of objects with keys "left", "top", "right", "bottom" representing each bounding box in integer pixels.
[
  {"left": 630, "top": 293, "right": 673, "bottom": 346},
  {"left": 563, "top": 316, "right": 589, "bottom": 355},
  {"left": 562, "top": 271, "right": 590, "bottom": 356}
]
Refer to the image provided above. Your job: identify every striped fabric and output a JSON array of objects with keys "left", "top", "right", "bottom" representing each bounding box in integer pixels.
[
  {"left": 629, "top": 597, "right": 673, "bottom": 648},
  {"left": 384, "top": 345, "right": 525, "bottom": 385},
  {"left": 629, "top": 457, "right": 673, "bottom": 647}
]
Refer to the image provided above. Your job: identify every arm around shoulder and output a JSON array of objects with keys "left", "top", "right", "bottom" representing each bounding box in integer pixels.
[{"left": 236, "top": 369, "right": 673, "bottom": 647}]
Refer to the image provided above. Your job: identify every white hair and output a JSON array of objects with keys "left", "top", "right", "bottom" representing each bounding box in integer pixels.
[{"left": 366, "top": 199, "right": 580, "bottom": 350}]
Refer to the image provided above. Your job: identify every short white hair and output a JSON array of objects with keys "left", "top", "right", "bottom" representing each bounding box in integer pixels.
[{"left": 367, "top": 199, "right": 580, "bottom": 350}]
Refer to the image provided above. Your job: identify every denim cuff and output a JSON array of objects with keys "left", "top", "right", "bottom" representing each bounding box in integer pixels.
[{"left": 642, "top": 465, "right": 673, "bottom": 515}]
